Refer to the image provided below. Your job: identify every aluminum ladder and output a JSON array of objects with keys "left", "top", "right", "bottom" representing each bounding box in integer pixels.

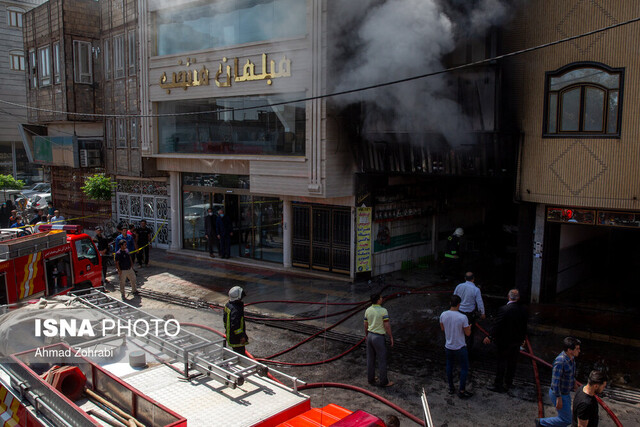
[{"left": 70, "top": 289, "right": 269, "bottom": 389}]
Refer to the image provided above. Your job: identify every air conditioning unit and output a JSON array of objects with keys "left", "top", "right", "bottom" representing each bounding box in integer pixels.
[{"left": 79, "top": 149, "right": 101, "bottom": 167}]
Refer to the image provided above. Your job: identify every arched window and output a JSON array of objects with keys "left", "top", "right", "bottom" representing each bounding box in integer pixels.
[{"left": 544, "top": 63, "right": 623, "bottom": 136}]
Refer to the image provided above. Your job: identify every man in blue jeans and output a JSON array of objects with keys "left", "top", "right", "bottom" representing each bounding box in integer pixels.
[
  {"left": 440, "top": 294, "right": 473, "bottom": 398},
  {"left": 536, "top": 337, "right": 581, "bottom": 427}
]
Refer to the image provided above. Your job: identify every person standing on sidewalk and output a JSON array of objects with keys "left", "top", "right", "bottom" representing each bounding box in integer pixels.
[
  {"left": 216, "top": 208, "right": 233, "bottom": 258},
  {"left": 364, "top": 293, "right": 394, "bottom": 387},
  {"left": 573, "top": 370, "right": 607, "bottom": 427},
  {"left": 440, "top": 294, "right": 473, "bottom": 398},
  {"left": 441, "top": 227, "right": 464, "bottom": 279},
  {"left": 204, "top": 208, "right": 217, "bottom": 258},
  {"left": 453, "top": 272, "right": 485, "bottom": 357},
  {"left": 115, "top": 226, "right": 136, "bottom": 268},
  {"left": 224, "top": 286, "right": 249, "bottom": 356},
  {"left": 483, "top": 289, "right": 528, "bottom": 393},
  {"left": 135, "top": 220, "right": 153, "bottom": 267},
  {"left": 115, "top": 241, "right": 138, "bottom": 298},
  {"left": 536, "top": 337, "right": 581, "bottom": 427},
  {"left": 94, "top": 226, "right": 111, "bottom": 286}
]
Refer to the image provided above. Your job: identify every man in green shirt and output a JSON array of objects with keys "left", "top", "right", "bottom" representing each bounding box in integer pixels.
[{"left": 364, "top": 293, "right": 394, "bottom": 387}]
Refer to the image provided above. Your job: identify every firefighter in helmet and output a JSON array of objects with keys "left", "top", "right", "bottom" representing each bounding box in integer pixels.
[
  {"left": 441, "top": 227, "right": 464, "bottom": 280},
  {"left": 223, "top": 286, "right": 249, "bottom": 356}
]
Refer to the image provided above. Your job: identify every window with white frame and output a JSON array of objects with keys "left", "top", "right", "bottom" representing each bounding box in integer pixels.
[
  {"left": 9, "top": 51, "right": 25, "bottom": 71},
  {"left": 128, "top": 30, "right": 136, "bottom": 76},
  {"left": 28, "top": 49, "right": 36, "bottom": 88},
  {"left": 7, "top": 7, "right": 24, "bottom": 28},
  {"left": 38, "top": 46, "right": 51, "bottom": 86},
  {"left": 114, "top": 34, "right": 124, "bottom": 79},
  {"left": 73, "top": 41, "right": 92, "bottom": 84},
  {"left": 106, "top": 118, "right": 113, "bottom": 148},
  {"left": 116, "top": 118, "right": 126, "bottom": 147},
  {"left": 104, "top": 38, "right": 111, "bottom": 80},
  {"left": 130, "top": 117, "right": 138, "bottom": 147},
  {"left": 53, "top": 42, "right": 61, "bottom": 83}
]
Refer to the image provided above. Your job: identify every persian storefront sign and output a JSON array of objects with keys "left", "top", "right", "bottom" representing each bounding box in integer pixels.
[{"left": 356, "top": 207, "right": 372, "bottom": 272}]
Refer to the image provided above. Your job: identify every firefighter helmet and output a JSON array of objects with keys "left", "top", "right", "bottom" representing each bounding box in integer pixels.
[
  {"left": 229, "top": 286, "right": 246, "bottom": 301},
  {"left": 453, "top": 228, "right": 464, "bottom": 237}
]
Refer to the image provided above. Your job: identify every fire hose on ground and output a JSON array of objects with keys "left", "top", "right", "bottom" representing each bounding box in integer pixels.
[
  {"left": 157, "top": 284, "right": 624, "bottom": 427},
  {"left": 474, "top": 323, "right": 622, "bottom": 427}
]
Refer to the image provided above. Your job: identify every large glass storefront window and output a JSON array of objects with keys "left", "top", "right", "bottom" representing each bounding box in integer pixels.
[
  {"left": 238, "top": 196, "right": 283, "bottom": 263},
  {"left": 158, "top": 94, "right": 305, "bottom": 156},
  {"left": 182, "top": 173, "right": 283, "bottom": 263},
  {"left": 156, "top": 0, "right": 306, "bottom": 56}
]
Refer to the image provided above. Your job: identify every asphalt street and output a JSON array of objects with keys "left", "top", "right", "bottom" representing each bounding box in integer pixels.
[{"left": 102, "top": 249, "right": 640, "bottom": 426}]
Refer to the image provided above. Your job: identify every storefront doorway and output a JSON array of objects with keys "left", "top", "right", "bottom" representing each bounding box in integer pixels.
[
  {"left": 292, "top": 203, "right": 351, "bottom": 274},
  {"left": 181, "top": 173, "right": 283, "bottom": 263}
]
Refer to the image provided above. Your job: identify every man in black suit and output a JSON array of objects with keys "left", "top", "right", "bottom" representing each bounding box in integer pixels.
[
  {"left": 483, "top": 289, "right": 528, "bottom": 393},
  {"left": 216, "top": 208, "right": 233, "bottom": 258},
  {"left": 204, "top": 208, "right": 217, "bottom": 258}
]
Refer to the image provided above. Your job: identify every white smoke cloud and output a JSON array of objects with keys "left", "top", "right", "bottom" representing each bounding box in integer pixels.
[{"left": 329, "top": 0, "right": 521, "bottom": 145}]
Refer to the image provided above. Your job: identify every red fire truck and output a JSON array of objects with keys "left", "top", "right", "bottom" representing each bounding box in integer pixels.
[
  {"left": 0, "top": 224, "right": 102, "bottom": 305},
  {"left": 0, "top": 290, "right": 392, "bottom": 427}
]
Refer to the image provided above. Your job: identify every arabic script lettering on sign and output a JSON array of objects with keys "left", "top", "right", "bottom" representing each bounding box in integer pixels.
[
  {"left": 159, "top": 53, "right": 292, "bottom": 93},
  {"left": 356, "top": 207, "right": 372, "bottom": 272},
  {"left": 159, "top": 57, "right": 210, "bottom": 94}
]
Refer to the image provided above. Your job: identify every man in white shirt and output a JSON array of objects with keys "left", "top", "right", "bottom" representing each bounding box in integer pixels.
[
  {"left": 453, "top": 272, "right": 485, "bottom": 355},
  {"left": 50, "top": 210, "right": 66, "bottom": 225},
  {"left": 440, "top": 294, "right": 472, "bottom": 398}
]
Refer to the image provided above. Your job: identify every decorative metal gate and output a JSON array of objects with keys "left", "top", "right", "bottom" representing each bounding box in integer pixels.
[
  {"left": 116, "top": 180, "right": 171, "bottom": 249},
  {"left": 292, "top": 204, "right": 351, "bottom": 274}
]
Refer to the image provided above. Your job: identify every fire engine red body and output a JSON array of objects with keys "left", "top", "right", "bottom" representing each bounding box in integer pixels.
[{"left": 0, "top": 225, "right": 102, "bottom": 305}]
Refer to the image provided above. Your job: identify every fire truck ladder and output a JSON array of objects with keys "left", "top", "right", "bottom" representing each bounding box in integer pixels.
[{"left": 70, "top": 289, "right": 295, "bottom": 390}]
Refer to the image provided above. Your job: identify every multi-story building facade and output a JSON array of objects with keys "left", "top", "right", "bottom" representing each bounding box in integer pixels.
[
  {"left": 506, "top": 2, "right": 640, "bottom": 308},
  {"left": 100, "top": 0, "right": 170, "bottom": 248},
  {"left": 20, "top": 0, "right": 519, "bottom": 277},
  {"left": 21, "top": 0, "right": 110, "bottom": 228},
  {"left": 138, "top": 0, "right": 518, "bottom": 278},
  {"left": 0, "top": 0, "right": 44, "bottom": 182}
]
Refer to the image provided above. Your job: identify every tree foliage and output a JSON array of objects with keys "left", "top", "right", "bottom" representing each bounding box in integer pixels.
[
  {"left": 0, "top": 174, "right": 24, "bottom": 195},
  {"left": 81, "top": 174, "right": 114, "bottom": 201}
]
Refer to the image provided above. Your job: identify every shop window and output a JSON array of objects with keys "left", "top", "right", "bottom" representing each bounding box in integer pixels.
[
  {"left": 7, "top": 7, "right": 24, "bottom": 28},
  {"left": 9, "top": 50, "right": 24, "bottom": 71},
  {"left": 116, "top": 118, "right": 126, "bottom": 147},
  {"left": 114, "top": 34, "right": 125, "bottom": 78},
  {"left": 53, "top": 42, "right": 61, "bottom": 84},
  {"left": 38, "top": 46, "right": 51, "bottom": 86},
  {"left": 156, "top": 0, "right": 305, "bottom": 55},
  {"left": 157, "top": 93, "right": 305, "bottom": 156},
  {"left": 73, "top": 41, "right": 93, "bottom": 84},
  {"left": 128, "top": 30, "right": 136, "bottom": 76},
  {"left": 544, "top": 63, "right": 623, "bottom": 136}
]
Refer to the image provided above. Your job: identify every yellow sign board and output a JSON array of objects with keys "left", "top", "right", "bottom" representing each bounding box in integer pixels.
[{"left": 356, "top": 207, "right": 372, "bottom": 272}]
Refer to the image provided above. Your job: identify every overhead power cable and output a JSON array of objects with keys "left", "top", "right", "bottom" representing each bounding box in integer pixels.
[{"left": 0, "top": 15, "right": 639, "bottom": 119}]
